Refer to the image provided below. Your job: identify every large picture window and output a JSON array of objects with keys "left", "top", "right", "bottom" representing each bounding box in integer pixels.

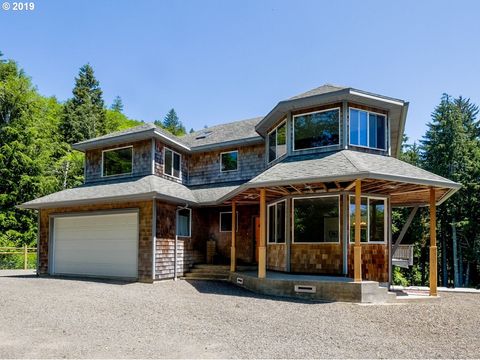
[
  {"left": 176, "top": 208, "right": 191, "bottom": 237},
  {"left": 102, "top": 146, "right": 133, "bottom": 177},
  {"left": 219, "top": 211, "right": 239, "bottom": 232},
  {"left": 268, "top": 121, "right": 287, "bottom": 162},
  {"left": 220, "top": 151, "right": 238, "bottom": 172},
  {"left": 349, "top": 196, "right": 386, "bottom": 243},
  {"left": 349, "top": 108, "right": 386, "bottom": 150},
  {"left": 164, "top": 147, "right": 181, "bottom": 178},
  {"left": 293, "top": 196, "right": 340, "bottom": 243},
  {"left": 268, "top": 200, "right": 286, "bottom": 243},
  {"left": 293, "top": 108, "right": 340, "bottom": 150}
]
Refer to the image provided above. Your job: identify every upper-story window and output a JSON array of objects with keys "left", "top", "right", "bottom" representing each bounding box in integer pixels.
[
  {"left": 268, "top": 121, "right": 287, "bottom": 162},
  {"left": 102, "top": 146, "right": 133, "bottom": 177},
  {"left": 293, "top": 108, "right": 340, "bottom": 151},
  {"left": 220, "top": 150, "right": 238, "bottom": 172},
  {"left": 349, "top": 108, "right": 387, "bottom": 150},
  {"left": 164, "top": 147, "right": 181, "bottom": 179}
]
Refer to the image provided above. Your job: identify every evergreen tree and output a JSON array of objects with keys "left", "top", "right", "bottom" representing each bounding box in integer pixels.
[
  {"left": 155, "top": 108, "right": 186, "bottom": 136},
  {"left": 60, "top": 64, "right": 107, "bottom": 144},
  {"left": 110, "top": 96, "right": 123, "bottom": 112},
  {"left": 189, "top": 128, "right": 195, "bottom": 134}
]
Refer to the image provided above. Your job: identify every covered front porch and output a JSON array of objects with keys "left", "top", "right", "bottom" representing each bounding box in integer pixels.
[{"left": 218, "top": 152, "right": 460, "bottom": 301}]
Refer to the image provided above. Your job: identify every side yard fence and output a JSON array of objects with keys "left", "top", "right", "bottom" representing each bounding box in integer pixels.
[{"left": 0, "top": 245, "right": 37, "bottom": 270}]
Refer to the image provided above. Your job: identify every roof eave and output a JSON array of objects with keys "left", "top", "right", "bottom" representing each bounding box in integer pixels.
[{"left": 189, "top": 136, "right": 264, "bottom": 153}]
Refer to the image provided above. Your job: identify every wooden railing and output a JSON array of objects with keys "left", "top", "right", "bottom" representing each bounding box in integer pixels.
[{"left": 0, "top": 245, "right": 37, "bottom": 270}]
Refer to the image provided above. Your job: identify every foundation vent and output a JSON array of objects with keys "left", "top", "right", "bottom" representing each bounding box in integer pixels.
[
  {"left": 236, "top": 277, "right": 244, "bottom": 285},
  {"left": 294, "top": 285, "right": 316, "bottom": 293}
]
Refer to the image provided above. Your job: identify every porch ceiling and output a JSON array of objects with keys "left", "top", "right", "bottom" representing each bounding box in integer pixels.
[{"left": 222, "top": 178, "right": 455, "bottom": 207}]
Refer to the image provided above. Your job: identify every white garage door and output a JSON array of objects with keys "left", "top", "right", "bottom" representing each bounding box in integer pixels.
[{"left": 53, "top": 212, "right": 138, "bottom": 279}]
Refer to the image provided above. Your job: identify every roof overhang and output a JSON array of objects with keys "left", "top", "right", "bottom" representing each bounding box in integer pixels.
[{"left": 255, "top": 88, "right": 408, "bottom": 156}]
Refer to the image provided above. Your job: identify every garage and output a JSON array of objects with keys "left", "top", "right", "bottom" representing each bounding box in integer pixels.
[{"left": 52, "top": 211, "right": 139, "bottom": 279}]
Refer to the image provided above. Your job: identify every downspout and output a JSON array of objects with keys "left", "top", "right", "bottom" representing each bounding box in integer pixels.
[{"left": 152, "top": 198, "right": 156, "bottom": 281}]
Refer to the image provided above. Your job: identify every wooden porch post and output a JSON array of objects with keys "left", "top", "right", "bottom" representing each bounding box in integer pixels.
[
  {"left": 429, "top": 188, "right": 438, "bottom": 296},
  {"left": 258, "top": 188, "right": 267, "bottom": 278},
  {"left": 354, "top": 179, "right": 362, "bottom": 282},
  {"left": 230, "top": 201, "right": 236, "bottom": 272}
]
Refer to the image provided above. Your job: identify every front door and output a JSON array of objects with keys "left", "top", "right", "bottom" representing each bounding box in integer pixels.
[{"left": 254, "top": 216, "right": 260, "bottom": 262}]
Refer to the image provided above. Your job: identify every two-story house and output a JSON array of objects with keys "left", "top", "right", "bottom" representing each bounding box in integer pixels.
[{"left": 20, "top": 84, "right": 460, "bottom": 301}]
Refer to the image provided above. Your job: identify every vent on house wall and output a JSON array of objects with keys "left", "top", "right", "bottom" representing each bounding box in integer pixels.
[
  {"left": 195, "top": 130, "right": 213, "bottom": 140},
  {"left": 294, "top": 285, "right": 316, "bottom": 293},
  {"left": 236, "top": 277, "right": 244, "bottom": 285}
]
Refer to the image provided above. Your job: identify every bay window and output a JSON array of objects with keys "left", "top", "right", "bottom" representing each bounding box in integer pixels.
[
  {"left": 349, "top": 108, "right": 387, "bottom": 150},
  {"left": 293, "top": 196, "right": 340, "bottom": 243},
  {"left": 293, "top": 108, "right": 340, "bottom": 150},
  {"left": 268, "top": 121, "right": 287, "bottom": 162},
  {"left": 349, "top": 196, "right": 386, "bottom": 243},
  {"left": 268, "top": 200, "right": 286, "bottom": 243}
]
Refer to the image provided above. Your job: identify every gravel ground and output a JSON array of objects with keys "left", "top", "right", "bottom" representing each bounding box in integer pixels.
[{"left": 0, "top": 272, "right": 479, "bottom": 359}]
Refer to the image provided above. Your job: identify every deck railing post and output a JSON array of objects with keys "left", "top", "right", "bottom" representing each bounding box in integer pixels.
[
  {"left": 354, "top": 179, "right": 362, "bottom": 282},
  {"left": 24, "top": 244, "right": 28, "bottom": 270},
  {"left": 258, "top": 188, "right": 267, "bottom": 278},
  {"left": 230, "top": 201, "right": 236, "bottom": 272},
  {"left": 429, "top": 187, "right": 438, "bottom": 296}
]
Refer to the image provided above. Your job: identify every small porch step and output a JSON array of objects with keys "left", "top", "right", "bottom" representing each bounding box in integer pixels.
[{"left": 182, "top": 264, "right": 258, "bottom": 281}]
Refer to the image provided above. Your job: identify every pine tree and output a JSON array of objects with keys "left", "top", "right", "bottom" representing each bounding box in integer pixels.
[
  {"left": 60, "top": 64, "right": 107, "bottom": 144},
  {"left": 155, "top": 108, "right": 186, "bottom": 136},
  {"left": 110, "top": 96, "right": 123, "bottom": 112}
]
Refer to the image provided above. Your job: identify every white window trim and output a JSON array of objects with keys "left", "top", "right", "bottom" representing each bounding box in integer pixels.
[
  {"left": 291, "top": 195, "right": 341, "bottom": 244},
  {"left": 101, "top": 145, "right": 134, "bottom": 178},
  {"left": 348, "top": 107, "right": 388, "bottom": 151},
  {"left": 176, "top": 208, "right": 192, "bottom": 238},
  {"left": 348, "top": 195, "right": 387, "bottom": 244},
  {"left": 292, "top": 108, "right": 341, "bottom": 152},
  {"left": 163, "top": 147, "right": 182, "bottom": 179},
  {"left": 267, "top": 120, "right": 287, "bottom": 163},
  {"left": 267, "top": 199, "right": 287, "bottom": 244},
  {"left": 219, "top": 211, "right": 239, "bottom": 233},
  {"left": 220, "top": 150, "right": 239, "bottom": 173}
]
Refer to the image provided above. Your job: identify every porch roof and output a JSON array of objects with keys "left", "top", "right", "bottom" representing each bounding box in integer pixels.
[{"left": 218, "top": 150, "right": 461, "bottom": 206}]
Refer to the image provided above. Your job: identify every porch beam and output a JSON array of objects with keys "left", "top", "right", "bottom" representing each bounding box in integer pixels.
[
  {"left": 354, "top": 179, "right": 362, "bottom": 282},
  {"left": 345, "top": 181, "right": 356, "bottom": 191},
  {"left": 258, "top": 188, "right": 267, "bottom": 278},
  {"left": 429, "top": 188, "right": 438, "bottom": 296},
  {"left": 230, "top": 201, "right": 236, "bottom": 272},
  {"left": 392, "top": 206, "right": 419, "bottom": 254}
]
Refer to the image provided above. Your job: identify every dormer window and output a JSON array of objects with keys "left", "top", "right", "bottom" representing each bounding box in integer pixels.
[
  {"left": 164, "top": 147, "right": 181, "bottom": 179},
  {"left": 293, "top": 108, "right": 340, "bottom": 150},
  {"left": 102, "top": 146, "right": 133, "bottom": 177},
  {"left": 268, "top": 121, "right": 287, "bottom": 163},
  {"left": 349, "top": 108, "right": 387, "bottom": 150}
]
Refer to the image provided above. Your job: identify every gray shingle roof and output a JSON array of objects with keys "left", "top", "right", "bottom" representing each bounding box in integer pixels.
[
  {"left": 288, "top": 84, "right": 348, "bottom": 100},
  {"left": 246, "top": 150, "right": 460, "bottom": 188},
  {"left": 181, "top": 117, "right": 263, "bottom": 150}
]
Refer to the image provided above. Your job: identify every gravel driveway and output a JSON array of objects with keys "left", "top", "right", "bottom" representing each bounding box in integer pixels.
[{"left": 0, "top": 271, "right": 479, "bottom": 359}]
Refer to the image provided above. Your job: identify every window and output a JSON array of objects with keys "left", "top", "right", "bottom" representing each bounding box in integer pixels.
[
  {"left": 102, "top": 146, "right": 133, "bottom": 177},
  {"left": 220, "top": 151, "right": 238, "bottom": 172},
  {"left": 219, "top": 211, "right": 239, "bottom": 232},
  {"left": 349, "top": 196, "right": 386, "bottom": 243},
  {"left": 292, "top": 196, "right": 340, "bottom": 243},
  {"left": 293, "top": 108, "right": 340, "bottom": 150},
  {"left": 176, "top": 208, "right": 191, "bottom": 237},
  {"left": 268, "top": 121, "right": 287, "bottom": 162},
  {"left": 349, "top": 108, "right": 386, "bottom": 150},
  {"left": 164, "top": 147, "right": 181, "bottom": 178},
  {"left": 268, "top": 200, "right": 286, "bottom": 243}
]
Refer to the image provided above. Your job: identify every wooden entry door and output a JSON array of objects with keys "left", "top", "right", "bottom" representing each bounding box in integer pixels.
[{"left": 254, "top": 216, "right": 260, "bottom": 262}]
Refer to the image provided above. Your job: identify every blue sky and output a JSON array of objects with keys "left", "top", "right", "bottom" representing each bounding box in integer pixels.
[{"left": 1, "top": 0, "right": 479, "bottom": 141}]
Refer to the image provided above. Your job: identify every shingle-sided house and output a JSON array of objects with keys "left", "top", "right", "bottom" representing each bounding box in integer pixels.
[{"left": 20, "top": 84, "right": 460, "bottom": 301}]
